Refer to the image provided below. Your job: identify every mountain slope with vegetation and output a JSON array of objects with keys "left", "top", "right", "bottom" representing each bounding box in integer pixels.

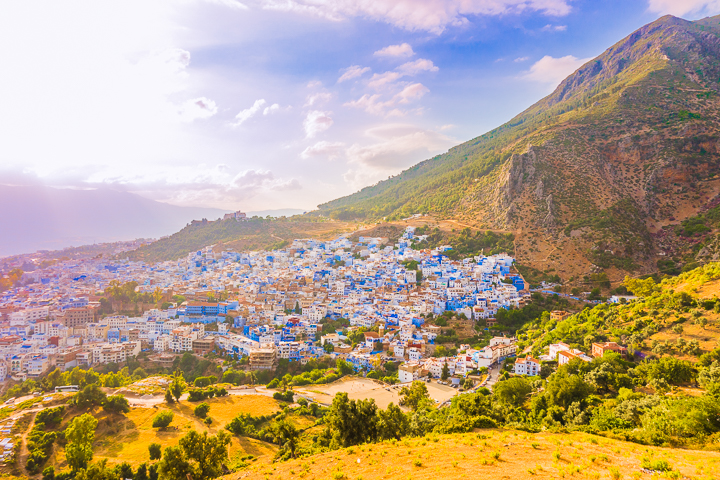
[
  {"left": 316, "top": 14, "right": 720, "bottom": 280},
  {"left": 124, "top": 216, "right": 354, "bottom": 262},
  {"left": 519, "top": 262, "right": 720, "bottom": 364}
]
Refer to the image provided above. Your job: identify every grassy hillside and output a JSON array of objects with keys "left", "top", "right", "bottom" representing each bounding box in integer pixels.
[
  {"left": 225, "top": 429, "right": 720, "bottom": 480},
  {"left": 519, "top": 262, "right": 720, "bottom": 361},
  {"left": 314, "top": 14, "right": 720, "bottom": 279},
  {"left": 123, "top": 217, "right": 355, "bottom": 262}
]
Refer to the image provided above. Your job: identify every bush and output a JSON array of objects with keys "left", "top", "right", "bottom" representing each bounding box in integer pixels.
[
  {"left": 273, "top": 391, "right": 294, "bottom": 403},
  {"left": 642, "top": 459, "right": 671, "bottom": 472},
  {"left": 36, "top": 407, "right": 64, "bottom": 426},
  {"left": 103, "top": 395, "right": 130, "bottom": 414},
  {"left": 148, "top": 443, "right": 162, "bottom": 460},
  {"left": 194, "top": 402, "right": 210, "bottom": 419},
  {"left": 152, "top": 411, "right": 174, "bottom": 429},
  {"left": 73, "top": 384, "right": 107, "bottom": 409}
]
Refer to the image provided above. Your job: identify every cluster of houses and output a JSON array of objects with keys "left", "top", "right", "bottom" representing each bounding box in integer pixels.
[{"left": 0, "top": 227, "right": 532, "bottom": 380}]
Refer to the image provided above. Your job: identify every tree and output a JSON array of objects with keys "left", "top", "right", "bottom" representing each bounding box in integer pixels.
[
  {"left": 399, "top": 381, "right": 431, "bottom": 411},
  {"left": 115, "top": 462, "right": 134, "bottom": 480},
  {"left": 148, "top": 443, "right": 162, "bottom": 460},
  {"left": 493, "top": 377, "right": 532, "bottom": 407},
  {"left": 169, "top": 370, "right": 186, "bottom": 403},
  {"left": 65, "top": 413, "right": 98, "bottom": 471},
  {"left": 323, "top": 342, "right": 334, "bottom": 354},
  {"left": 73, "top": 384, "right": 107, "bottom": 409},
  {"left": 194, "top": 402, "right": 210, "bottom": 419},
  {"left": 158, "top": 430, "right": 231, "bottom": 480},
  {"left": 268, "top": 419, "right": 300, "bottom": 460},
  {"left": 544, "top": 370, "right": 595, "bottom": 410},
  {"left": 622, "top": 276, "right": 657, "bottom": 297},
  {"left": 377, "top": 403, "right": 409, "bottom": 440},
  {"left": 324, "top": 392, "right": 378, "bottom": 447},
  {"left": 441, "top": 362, "right": 450, "bottom": 381},
  {"left": 103, "top": 395, "right": 130, "bottom": 414},
  {"left": 152, "top": 411, "right": 175, "bottom": 429}
]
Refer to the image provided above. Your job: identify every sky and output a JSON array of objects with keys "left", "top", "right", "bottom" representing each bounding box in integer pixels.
[{"left": 1, "top": 0, "right": 719, "bottom": 212}]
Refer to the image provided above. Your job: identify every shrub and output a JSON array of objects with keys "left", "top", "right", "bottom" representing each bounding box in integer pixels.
[
  {"left": 148, "top": 443, "right": 162, "bottom": 460},
  {"left": 641, "top": 459, "right": 671, "bottom": 472},
  {"left": 194, "top": 402, "right": 210, "bottom": 419},
  {"left": 36, "top": 407, "right": 64, "bottom": 426},
  {"left": 152, "top": 411, "right": 174, "bottom": 429},
  {"left": 103, "top": 395, "right": 130, "bottom": 414},
  {"left": 273, "top": 391, "right": 294, "bottom": 402}
]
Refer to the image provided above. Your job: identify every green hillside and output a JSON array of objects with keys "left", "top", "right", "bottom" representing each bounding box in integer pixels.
[
  {"left": 315, "top": 14, "right": 720, "bottom": 278},
  {"left": 124, "top": 216, "right": 353, "bottom": 262},
  {"left": 519, "top": 262, "right": 720, "bottom": 364}
]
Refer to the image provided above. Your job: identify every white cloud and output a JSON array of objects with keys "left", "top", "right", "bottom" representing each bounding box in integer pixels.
[
  {"left": 233, "top": 99, "right": 267, "bottom": 126},
  {"left": 374, "top": 43, "right": 415, "bottom": 58},
  {"left": 338, "top": 65, "right": 371, "bottom": 83},
  {"left": 394, "top": 83, "right": 430, "bottom": 104},
  {"left": 541, "top": 24, "right": 567, "bottom": 31},
  {"left": 367, "top": 71, "right": 403, "bottom": 89},
  {"left": 514, "top": 56, "right": 530, "bottom": 62},
  {"left": 304, "top": 92, "right": 333, "bottom": 106},
  {"left": 263, "top": 103, "right": 280, "bottom": 115},
  {"left": 647, "top": 0, "right": 720, "bottom": 16},
  {"left": 520, "top": 55, "right": 592, "bottom": 86},
  {"left": 261, "top": 0, "right": 572, "bottom": 34},
  {"left": 367, "top": 59, "right": 438, "bottom": 90},
  {"left": 344, "top": 94, "right": 391, "bottom": 115},
  {"left": 345, "top": 82, "right": 430, "bottom": 116},
  {"left": 343, "top": 124, "right": 455, "bottom": 188},
  {"left": 303, "top": 110, "right": 334, "bottom": 138},
  {"left": 307, "top": 80, "right": 323, "bottom": 88},
  {"left": 178, "top": 97, "right": 218, "bottom": 122},
  {"left": 205, "top": 0, "right": 249, "bottom": 9},
  {"left": 301, "top": 141, "right": 346, "bottom": 159},
  {"left": 397, "top": 58, "right": 439, "bottom": 76}
]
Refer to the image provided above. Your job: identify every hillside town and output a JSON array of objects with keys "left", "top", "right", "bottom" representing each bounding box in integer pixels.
[{"left": 0, "top": 226, "right": 575, "bottom": 386}]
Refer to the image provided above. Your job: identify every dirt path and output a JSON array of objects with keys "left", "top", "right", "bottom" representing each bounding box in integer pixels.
[{"left": 16, "top": 411, "right": 38, "bottom": 475}]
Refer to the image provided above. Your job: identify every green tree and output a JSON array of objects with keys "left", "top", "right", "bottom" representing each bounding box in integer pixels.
[
  {"left": 152, "top": 411, "right": 175, "bottom": 429},
  {"left": 268, "top": 419, "right": 300, "bottom": 460},
  {"left": 377, "top": 403, "right": 409, "bottom": 440},
  {"left": 169, "top": 370, "right": 186, "bottom": 402},
  {"left": 544, "top": 370, "right": 595, "bottom": 410},
  {"left": 399, "top": 381, "right": 431, "bottom": 411},
  {"left": 158, "top": 430, "right": 231, "bottom": 480},
  {"left": 103, "top": 395, "right": 130, "bottom": 414},
  {"left": 441, "top": 362, "right": 450, "bottom": 381},
  {"left": 323, "top": 392, "right": 378, "bottom": 447},
  {"left": 194, "top": 402, "right": 210, "bottom": 419},
  {"left": 65, "top": 413, "right": 98, "bottom": 471},
  {"left": 622, "top": 276, "right": 657, "bottom": 297},
  {"left": 493, "top": 377, "right": 532, "bottom": 408},
  {"left": 73, "top": 384, "right": 107, "bottom": 409},
  {"left": 148, "top": 443, "right": 162, "bottom": 460}
]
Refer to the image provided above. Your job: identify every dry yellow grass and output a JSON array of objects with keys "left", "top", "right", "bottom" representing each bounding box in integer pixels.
[
  {"left": 89, "top": 395, "right": 281, "bottom": 469},
  {"left": 227, "top": 429, "right": 720, "bottom": 480}
]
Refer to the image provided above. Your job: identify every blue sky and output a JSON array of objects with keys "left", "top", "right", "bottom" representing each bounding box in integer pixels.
[{"left": 0, "top": 0, "right": 717, "bottom": 212}]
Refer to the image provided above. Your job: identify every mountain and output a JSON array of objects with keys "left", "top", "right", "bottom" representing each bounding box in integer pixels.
[
  {"left": 123, "top": 216, "right": 355, "bottom": 263},
  {"left": 0, "top": 185, "right": 226, "bottom": 257},
  {"left": 316, "top": 15, "right": 720, "bottom": 281}
]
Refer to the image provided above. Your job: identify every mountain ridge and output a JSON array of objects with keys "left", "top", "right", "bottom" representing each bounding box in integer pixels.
[{"left": 313, "top": 14, "right": 720, "bottom": 280}]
